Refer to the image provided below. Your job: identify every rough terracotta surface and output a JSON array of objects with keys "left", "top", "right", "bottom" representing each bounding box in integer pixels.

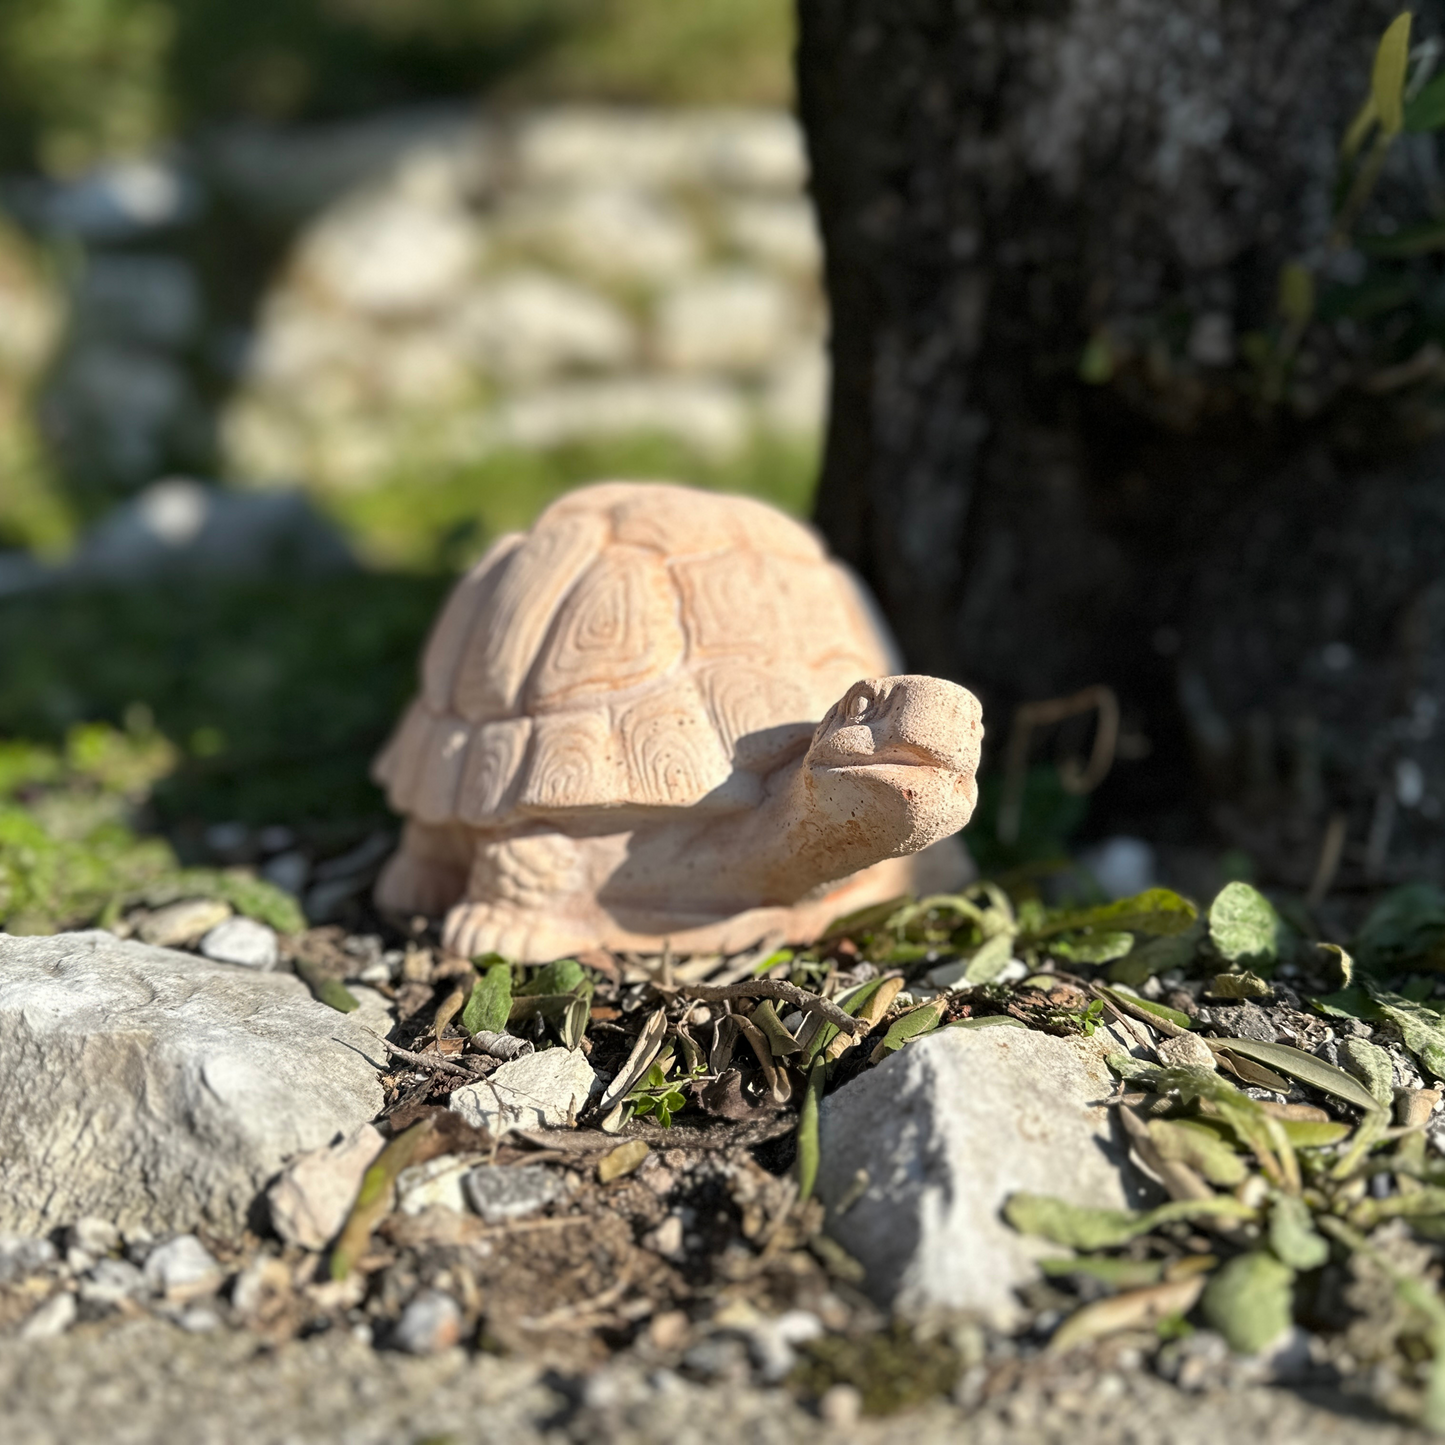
[
  {"left": 816, "top": 1026, "right": 1148, "bottom": 1327},
  {"left": 374, "top": 481, "right": 983, "bottom": 962}
]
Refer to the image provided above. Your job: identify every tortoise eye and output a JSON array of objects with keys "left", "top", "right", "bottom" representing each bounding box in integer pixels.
[{"left": 849, "top": 690, "right": 873, "bottom": 719}]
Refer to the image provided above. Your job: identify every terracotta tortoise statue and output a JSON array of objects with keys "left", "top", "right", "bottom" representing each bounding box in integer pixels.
[{"left": 373, "top": 482, "right": 983, "bottom": 962}]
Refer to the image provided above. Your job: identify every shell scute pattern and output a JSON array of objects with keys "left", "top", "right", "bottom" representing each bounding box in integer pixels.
[{"left": 374, "top": 483, "right": 895, "bottom": 827}]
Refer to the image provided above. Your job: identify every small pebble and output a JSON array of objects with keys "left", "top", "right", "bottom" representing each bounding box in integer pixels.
[
  {"left": 1157, "top": 1033, "right": 1217, "bottom": 1071},
  {"left": 79, "top": 1257, "right": 145, "bottom": 1306},
  {"left": 68, "top": 1217, "right": 121, "bottom": 1256},
  {"left": 20, "top": 1292, "right": 77, "bottom": 1339},
  {"left": 463, "top": 1164, "right": 563, "bottom": 1224},
  {"left": 0, "top": 1235, "right": 57, "bottom": 1284},
  {"left": 393, "top": 1290, "right": 462, "bottom": 1354},
  {"left": 642, "top": 1215, "right": 685, "bottom": 1260},
  {"left": 200, "top": 916, "right": 279, "bottom": 970},
  {"left": 138, "top": 899, "right": 232, "bottom": 948},
  {"left": 178, "top": 1305, "right": 222, "bottom": 1333},
  {"left": 648, "top": 1309, "right": 690, "bottom": 1352},
  {"left": 819, "top": 1383, "right": 862, "bottom": 1429},
  {"left": 143, "top": 1235, "right": 221, "bottom": 1300}
]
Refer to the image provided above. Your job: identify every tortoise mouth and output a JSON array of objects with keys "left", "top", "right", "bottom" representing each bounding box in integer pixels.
[{"left": 812, "top": 740, "right": 958, "bottom": 772}]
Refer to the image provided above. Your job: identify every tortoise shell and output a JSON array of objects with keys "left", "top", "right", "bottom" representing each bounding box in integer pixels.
[{"left": 374, "top": 482, "right": 899, "bottom": 827}]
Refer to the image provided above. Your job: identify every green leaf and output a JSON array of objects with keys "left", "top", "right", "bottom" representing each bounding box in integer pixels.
[
  {"left": 1201, "top": 1252, "right": 1295, "bottom": 1354},
  {"left": 963, "top": 930, "right": 1017, "bottom": 983},
  {"left": 517, "top": 959, "right": 587, "bottom": 997},
  {"left": 1372, "top": 11, "right": 1412, "bottom": 137},
  {"left": 1148, "top": 1118, "right": 1248, "bottom": 1187},
  {"left": 133, "top": 869, "right": 306, "bottom": 933},
  {"left": 1208, "top": 882, "right": 1281, "bottom": 969},
  {"left": 796, "top": 1060, "right": 824, "bottom": 1203},
  {"left": 1031, "top": 889, "right": 1198, "bottom": 941},
  {"left": 1269, "top": 1193, "right": 1330, "bottom": 1270},
  {"left": 1106, "top": 925, "right": 1203, "bottom": 986},
  {"left": 1004, "top": 1193, "right": 1254, "bottom": 1250},
  {"left": 1278, "top": 262, "right": 1315, "bottom": 327},
  {"left": 751, "top": 998, "right": 802, "bottom": 1056},
  {"left": 1354, "top": 885, "right": 1445, "bottom": 972},
  {"left": 1049, "top": 931, "right": 1134, "bottom": 965},
  {"left": 1339, "top": 1037, "right": 1396, "bottom": 1108},
  {"left": 948, "top": 1015, "right": 1028, "bottom": 1031},
  {"left": 1358, "top": 219, "right": 1445, "bottom": 257},
  {"left": 461, "top": 962, "right": 513, "bottom": 1036},
  {"left": 1039, "top": 1255, "right": 1165, "bottom": 1289},
  {"left": 294, "top": 958, "right": 359, "bottom": 1014},
  {"left": 869, "top": 999, "right": 946, "bottom": 1060},
  {"left": 1369, "top": 991, "right": 1445, "bottom": 1080},
  {"left": 559, "top": 992, "right": 590, "bottom": 1051},
  {"left": 1212, "top": 1036, "right": 1383, "bottom": 1114},
  {"left": 1341, "top": 93, "right": 1379, "bottom": 161},
  {"left": 1276, "top": 1118, "right": 1351, "bottom": 1149},
  {"left": 1406, "top": 71, "right": 1445, "bottom": 131},
  {"left": 1313, "top": 982, "right": 1373, "bottom": 1020},
  {"left": 1208, "top": 971, "right": 1272, "bottom": 999},
  {"left": 1098, "top": 985, "right": 1193, "bottom": 1031}
]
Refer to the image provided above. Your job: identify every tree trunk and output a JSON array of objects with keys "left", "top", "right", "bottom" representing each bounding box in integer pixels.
[{"left": 798, "top": 0, "right": 1445, "bottom": 889}]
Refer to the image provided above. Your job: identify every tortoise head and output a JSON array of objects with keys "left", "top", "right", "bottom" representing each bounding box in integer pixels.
[{"left": 803, "top": 675, "right": 983, "bottom": 857}]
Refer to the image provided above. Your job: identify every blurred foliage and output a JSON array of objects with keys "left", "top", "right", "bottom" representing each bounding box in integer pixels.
[
  {"left": 0, "top": 716, "right": 297, "bottom": 932},
  {"left": 0, "top": 0, "right": 793, "bottom": 175},
  {"left": 324, "top": 432, "right": 819, "bottom": 572},
  {"left": 0, "top": 571, "right": 447, "bottom": 826}
]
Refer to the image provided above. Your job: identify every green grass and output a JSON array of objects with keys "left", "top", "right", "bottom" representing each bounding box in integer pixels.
[{"left": 319, "top": 431, "right": 820, "bottom": 573}]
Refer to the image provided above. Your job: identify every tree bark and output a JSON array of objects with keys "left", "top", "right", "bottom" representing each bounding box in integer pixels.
[{"left": 798, "top": 0, "right": 1445, "bottom": 888}]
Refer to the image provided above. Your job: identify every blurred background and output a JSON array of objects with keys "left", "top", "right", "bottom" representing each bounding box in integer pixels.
[{"left": 0, "top": 0, "right": 831, "bottom": 929}]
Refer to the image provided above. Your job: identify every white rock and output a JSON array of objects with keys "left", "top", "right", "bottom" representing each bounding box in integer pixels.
[
  {"left": 513, "top": 108, "right": 806, "bottom": 191},
  {"left": 816, "top": 1026, "right": 1146, "bottom": 1327},
  {"left": 78, "top": 1257, "right": 145, "bottom": 1306},
  {"left": 449, "top": 1048, "right": 598, "bottom": 1136},
  {"left": 142, "top": 1235, "right": 221, "bottom": 1300},
  {"left": 762, "top": 347, "right": 828, "bottom": 436},
  {"left": 486, "top": 377, "right": 748, "bottom": 459},
  {"left": 393, "top": 1289, "right": 462, "bottom": 1355},
  {"left": 726, "top": 198, "right": 822, "bottom": 273},
  {"left": 0, "top": 933, "right": 386, "bottom": 1237},
  {"left": 463, "top": 1164, "right": 563, "bottom": 1224},
  {"left": 395, "top": 1154, "right": 482, "bottom": 1216},
  {"left": 453, "top": 272, "right": 634, "bottom": 382},
  {"left": 266, "top": 1124, "right": 384, "bottom": 1250},
  {"left": 20, "top": 1292, "right": 76, "bottom": 1340},
  {"left": 0, "top": 1235, "right": 57, "bottom": 1282},
  {"left": 501, "top": 187, "right": 699, "bottom": 283},
  {"left": 297, "top": 188, "right": 481, "bottom": 317},
  {"left": 137, "top": 898, "right": 233, "bottom": 948},
  {"left": 68, "top": 1217, "right": 120, "bottom": 1256},
  {"left": 655, "top": 270, "right": 798, "bottom": 374},
  {"left": 200, "top": 917, "right": 279, "bottom": 971}
]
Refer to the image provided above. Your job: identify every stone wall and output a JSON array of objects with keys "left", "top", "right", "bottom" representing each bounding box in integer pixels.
[{"left": 6, "top": 105, "right": 826, "bottom": 520}]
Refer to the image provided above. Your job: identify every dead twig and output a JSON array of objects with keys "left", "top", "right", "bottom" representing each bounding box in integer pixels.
[
  {"left": 370, "top": 1033, "right": 476, "bottom": 1078},
  {"left": 999, "top": 685, "right": 1120, "bottom": 844},
  {"left": 675, "top": 980, "right": 866, "bottom": 1035}
]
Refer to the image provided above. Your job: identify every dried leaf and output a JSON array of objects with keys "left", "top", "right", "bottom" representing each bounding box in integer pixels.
[
  {"left": 461, "top": 961, "right": 512, "bottom": 1036},
  {"left": 1004, "top": 1192, "right": 1254, "bottom": 1250},
  {"left": 1213, "top": 1036, "right": 1383, "bottom": 1115},
  {"left": 1214, "top": 1049, "right": 1292, "bottom": 1094},
  {"left": 598, "top": 1008, "right": 668, "bottom": 1111},
  {"left": 1039, "top": 1255, "right": 1164, "bottom": 1289},
  {"left": 1200, "top": 1251, "right": 1295, "bottom": 1354},
  {"left": 750, "top": 998, "right": 802, "bottom": 1057},
  {"left": 330, "top": 1121, "right": 432, "bottom": 1280},
  {"left": 1208, "top": 882, "right": 1281, "bottom": 969},
  {"left": 598, "top": 1140, "right": 650, "bottom": 1184},
  {"left": 1098, "top": 985, "right": 1192, "bottom": 1033},
  {"left": 1049, "top": 1276, "right": 1207, "bottom": 1354},
  {"left": 559, "top": 992, "right": 590, "bottom": 1050},
  {"left": 948, "top": 1015, "right": 1028, "bottom": 1031}
]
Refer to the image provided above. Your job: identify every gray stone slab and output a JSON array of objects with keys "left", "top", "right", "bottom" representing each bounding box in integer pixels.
[{"left": 0, "top": 932, "right": 386, "bottom": 1237}]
